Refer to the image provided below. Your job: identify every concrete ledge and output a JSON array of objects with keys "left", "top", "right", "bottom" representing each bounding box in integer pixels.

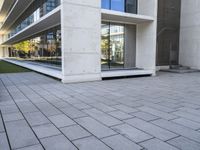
[
  {"left": 101, "top": 9, "right": 154, "bottom": 24},
  {"left": 3, "top": 59, "right": 62, "bottom": 79},
  {"left": 62, "top": 73, "right": 102, "bottom": 83},
  {"left": 102, "top": 69, "right": 154, "bottom": 78}
]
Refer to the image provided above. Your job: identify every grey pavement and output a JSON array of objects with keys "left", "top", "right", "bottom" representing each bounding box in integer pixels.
[{"left": 1, "top": 72, "right": 200, "bottom": 150}]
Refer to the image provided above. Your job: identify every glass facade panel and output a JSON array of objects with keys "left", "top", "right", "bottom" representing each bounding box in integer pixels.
[
  {"left": 111, "top": 0, "right": 125, "bottom": 12},
  {"left": 101, "top": 22, "right": 125, "bottom": 70},
  {"left": 9, "top": 26, "right": 62, "bottom": 67},
  {"left": 101, "top": 0, "right": 110, "bottom": 9},
  {"left": 126, "top": 0, "right": 137, "bottom": 14},
  {"left": 101, "top": 0, "right": 137, "bottom": 14}
]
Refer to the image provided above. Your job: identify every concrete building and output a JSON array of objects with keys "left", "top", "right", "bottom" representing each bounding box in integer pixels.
[{"left": 0, "top": 0, "right": 198, "bottom": 83}]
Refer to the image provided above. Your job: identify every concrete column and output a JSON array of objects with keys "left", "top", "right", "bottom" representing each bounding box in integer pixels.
[
  {"left": 179, "top": 0, "right": 200, "bottom": 69},
  {"left": 61, "top": 0, "right": 102, "bottom": 83},
  {"left": 136, "top": 0, "right": 158, "bottom": 75}
]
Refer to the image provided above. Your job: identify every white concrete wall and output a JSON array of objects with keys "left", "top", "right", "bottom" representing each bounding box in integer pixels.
[
  {"left": 136, "top": 0, "right": 158, "bottom": 74},
  {"left": 61, "top": 0, "right": 101, "bottom": 83},
  {"left": 179, "top": 0, "right": 200, "bottom": 69}
]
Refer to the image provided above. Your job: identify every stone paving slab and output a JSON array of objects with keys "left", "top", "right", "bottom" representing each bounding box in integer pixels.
[
  {"left": 5, "top": 120, "right": 39, "bottom": 149},
  {"left": 140, "top": 138, "right": 179, "bottom": 150},
  {"left": 73, "top": 136, "right": 111, "bottom": 150},
  {"left": 61, "top": 125, "right": 91, "bottom": 141},
  {"left": 111, "top": 123, "right": 153, "bottom": 143},
  {"left": 102, "top": 134, "right": 142, "bottom": 150},
  {"left": 125, "top": 118, "right": 178, "bottom": 141},
  {"left": 167, "top": 136, "right": 200, "bottom": 150},
  {"left": 41, "top": 135, "right": 77, "bottom": 150},
  {"left": 0, "top": 132, "right": 10, "bottom": 150},
  {"left": 1, "top": 72, "right": 200, "bottom": 149}
]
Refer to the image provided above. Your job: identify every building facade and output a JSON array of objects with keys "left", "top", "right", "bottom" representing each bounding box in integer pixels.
[{"left": 0, "top": 0, "right": 198, "bottom": 83}]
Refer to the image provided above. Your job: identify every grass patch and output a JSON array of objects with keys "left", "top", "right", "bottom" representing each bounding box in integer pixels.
[{"left": 0, "top": 60, "right": 30, "bottom": 73}]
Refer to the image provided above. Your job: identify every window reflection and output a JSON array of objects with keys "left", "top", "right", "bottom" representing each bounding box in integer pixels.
[
  {"left": 111, "top": 0, "right": 125, "bottom": 12},
  {"left": 101, "top": 0, "right": 137, "bottom": 14},
  {"left": 101, "top": 23, "right": 125, "bottom": 70},
  {"left": 9, "top": 26, "right": 62, "bottom": 67}
]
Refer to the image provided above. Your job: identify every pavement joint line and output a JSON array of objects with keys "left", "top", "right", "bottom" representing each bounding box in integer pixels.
[
  {"left": 0, "top": 78, "right": 46, "bottom": 150},
  {"left": 14, "top": 83, "right": 80, "bottom": 150},
  {"left": 16, "top": 81, "right": 119, "bottom": 150},
  {"left": 0, "top": 109, "right": 12, "bottom": 150}
]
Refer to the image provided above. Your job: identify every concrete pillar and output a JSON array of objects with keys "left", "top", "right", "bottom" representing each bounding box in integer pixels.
[
  {"left": 179, "top": 0, "right": 200, "bottom": 69},
  {"left": 61, "top": 0, "right": 102, "bottom": 83},
  {"left": 136, "top": 0, "right": 158, "bottom": 75}
]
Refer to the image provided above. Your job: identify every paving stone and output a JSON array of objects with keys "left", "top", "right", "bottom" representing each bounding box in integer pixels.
[
  {"left": 140, "top": 138, "right": 179, "bottom": 150},
  {"left": 113, "top": 104, "right": 138, "bottom": 113},
  {"left": 73, "top": 102, "right": 92, "bottom": 110},
  {"left": 172, "top": 111, "right": 200, "bottom": 123},
  {"left": 0, "top": 132, "right": 10, "bottom": 150},
  {"left": 41, "top": 134, "right": 77, "bottom": 150},
  {"left": 111, "top": 124, "right": 152, "bottom": 143},
  {"left": 83, "top": 108, "right": 123, "bottom": 126},
  {"left": 17, "top": 144, "right": 44, "bottom": 150},
  {"left": 90, "top": 102, "right": 116, "bottom": 112},
  {"left": 157, "top": 101, "right": 182, "bottom": 109},
  {"left": 138, "top": 101, "right": 176, "bottom": 113},
  {"left": 2, "top": 112, "right": 24, "bottom": 122},
  {"left": 102, "top": 134, "right": 142, "bottom": 150},
  {"left": 178, "top": 107, "right": 200, "bottom": 116},
  {"left": 125, "top": 118, "right": 178, "bottom": 141},
  {"left": 75, "top": 117, "right": 116, "bottom": 138},
  {"left": 73, "top": 136, "right": 111, "bottom": 150},
  {"left": 32, "top": 123, "right": 61, "bottom": 139},
  {"left": 152, "top": 119, "right": 200, "bottom": 143},
  {"left": 131, "top": 111, "right": 159, "bottom": 121},
  {"left": 61, "top": 106, "right": 87, "bottom": 119},
  {"left": 17, "top": 102, "right": 39, "bottom": 113},
  {"left": 62, "top": 97, "right": 82, "bottom": 105},
  {"left": 24, "top": 111, "right": 50, "bottom": 127},
  {"left": 180, "top": 102, "right": 200, "bottom": 109},
  {"left": 49, "top": 114, "right": 76, "bottom": 128},
  {"left": 0, "top": 115, "right": 4, "bottom": 132},
  {"left": 51, "top": 101, "right": 71, "bottom": 109},
  {"left": 5, "top": 120, "right": 39, "bottom": 149},
  {"left": 35, "top": 102, "right": 62, "bottom": 117},
  {"left": 108, "top": 110, "right": 134, "bottom": 120},
  {"left": 167, "top": 136, "right": 200, "bottom": 150},
  {"left": 172, "top": 118, "right": 200, "bottom": 130},
  {"left": 61, "top": 125, "right": 91, "bottom": 140},
  {"left": 138, "top": 106, "right": 177, "bottom": 120},
  {"left": 0, "top": 104, "right": 19, "bottom": 114}
]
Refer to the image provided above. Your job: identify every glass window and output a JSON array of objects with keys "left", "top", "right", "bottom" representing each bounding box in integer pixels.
[
  {"left": 111, "top": 0, "right": 125, "bottom": 12},
  {"left": 101, "top": 0, "right": 110, "bottom": 9},
  {"left": 10, "top": 26, "right": 62, "bottom": 67},
  {"left": 101, "top": 0, "right": 137, "bottom": 14},
  {"left": 126, "top": 0, "right": 137, "bottom": 14}
]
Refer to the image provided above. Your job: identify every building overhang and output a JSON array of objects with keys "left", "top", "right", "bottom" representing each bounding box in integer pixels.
[
  {"left": 0, "top": 0, "right": 35, "bottom": 33},
  {"left": 2, "top": 6, "right": 61, "bottom": 45},
  {"left": 101, "top": 9, "right": 154, "bottom": 24},
  {"left": 0, "top": 0, "right": 16, "bottom": 23}
]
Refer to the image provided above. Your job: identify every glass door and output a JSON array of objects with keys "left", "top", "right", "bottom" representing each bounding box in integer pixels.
[{"left": 101, "top": 23, "right": 125, "bottom": 70}]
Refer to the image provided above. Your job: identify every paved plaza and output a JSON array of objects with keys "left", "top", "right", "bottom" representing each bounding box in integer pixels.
[{"left": 1, "top": 72, "right": 200, "bottom": 150}]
